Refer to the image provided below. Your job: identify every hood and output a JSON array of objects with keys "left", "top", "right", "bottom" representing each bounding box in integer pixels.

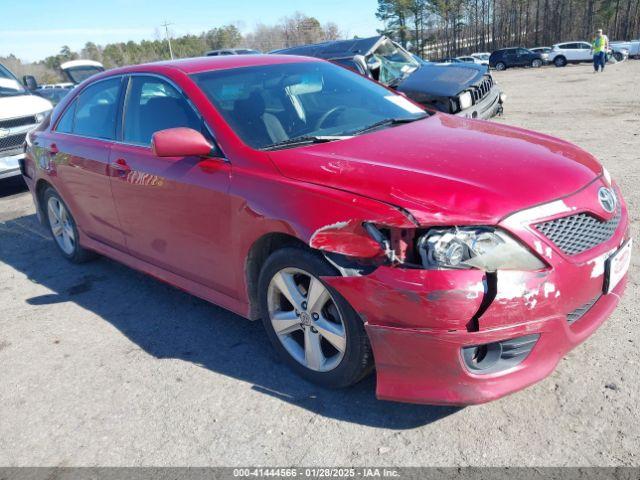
[
  {"left": 0, "top": 94, "right": 52, "bottom": 120},
  {"left": 267, "top": 114, "right": 602, "bottom": 226},
  {"left": 396, "top": 63, "right": 487, "bottom": 98}
]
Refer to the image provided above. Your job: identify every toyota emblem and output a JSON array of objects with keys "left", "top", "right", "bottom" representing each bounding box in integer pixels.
[{"left": 598, "top": 187, "right": 616, "bottom": 213}]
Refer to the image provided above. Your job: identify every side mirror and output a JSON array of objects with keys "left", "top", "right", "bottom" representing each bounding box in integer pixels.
[
  {"left": 151, "top": 127, "right": 215, "bottom": 158},
  {"left": 23, "top": 75, "right": 38, "bottom": 91}
]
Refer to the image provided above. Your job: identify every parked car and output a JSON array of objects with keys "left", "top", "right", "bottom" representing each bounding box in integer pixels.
[
  {"left": 546, "top": 41, "right": 627, "bottom": 66},
  {"left": 471, "top": 52, "right": 491, "bottom": 64},
  {"left": 609, "top": 45, "right": 630, "bottom": 62},
  {"left": 0, "top": 63, "right": 52, "bottom": 181},
  {"left": 206, "top": 48, "right": 261, "bottom": 56},
  {"left": 273, "top": 36, "right": 504, "bottom": 119},
  {"left": 435, "top": 57, "right": 463, "bottom": 64},
  {"left": 489, "top": 47, "right": 544, "bottom": 70},
  {"left": 457, "top": 55, "right": 486, "bottom": 66},
  {"left": 23, "top": 55, "right": 630, "bottom": 405},
  {"left": 26, "top": 60, "right": 105, "bottom": 106},
  {"left": 530, "top": 47, "right": 552, "bottom": 63},
  {"left": 610, "top": 39, "right": 640, "bottom": 58}
]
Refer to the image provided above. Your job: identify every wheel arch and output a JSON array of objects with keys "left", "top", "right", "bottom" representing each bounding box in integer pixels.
[
  {"left": 34, "top": 178, "right": 55, "bottom": 225},
  {"left": 245, "top": 232, "right": 310, "bottom": 320}
]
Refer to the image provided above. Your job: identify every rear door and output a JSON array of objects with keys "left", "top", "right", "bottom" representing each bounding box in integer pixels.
[
  {"left": 503, "top": 49, "right": 518, "bottom": 66},
  {"left": 43, "top": 76, "right": 126, "bottom": 249},
  {"left": 108, "top": 74, "right": 233, "bottom": 292}
]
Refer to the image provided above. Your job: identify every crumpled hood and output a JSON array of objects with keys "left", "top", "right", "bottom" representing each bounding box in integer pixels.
[
  {"left": 397, "top": 63, "right": 486, "bottom": 98},
  {"left": 268, "top": 114, "right": 602, "bottom": 225}
]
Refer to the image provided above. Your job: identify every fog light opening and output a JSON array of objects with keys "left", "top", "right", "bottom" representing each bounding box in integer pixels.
[{"left": 462, "top": 334, "right": 540, "bottom": 375}]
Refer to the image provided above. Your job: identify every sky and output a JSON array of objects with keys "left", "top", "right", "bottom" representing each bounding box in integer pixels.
[{"left": 0, "top": 0, "right": 383, "bottom": 62}]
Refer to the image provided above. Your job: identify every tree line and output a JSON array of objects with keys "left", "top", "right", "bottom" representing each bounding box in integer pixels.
[
  {"left": 2, "top": 13, "right": 340, "bottom": 84},
  {"left": 377, "top": 0, "right": 640, "bottom": 59}
]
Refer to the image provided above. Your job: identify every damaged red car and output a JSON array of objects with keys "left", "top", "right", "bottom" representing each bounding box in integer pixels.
[{"left": 22, "top": 55, "right": 631, "bottom": 405}]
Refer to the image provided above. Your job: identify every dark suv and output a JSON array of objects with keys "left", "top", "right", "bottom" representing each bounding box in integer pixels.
[{"left": 489, "top": 48, "right": 544, "bottom": 70}]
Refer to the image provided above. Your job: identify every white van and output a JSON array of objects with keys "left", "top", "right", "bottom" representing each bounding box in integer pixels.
[{"left": 1, "top": 63, "right": 53, "bottom": 180}]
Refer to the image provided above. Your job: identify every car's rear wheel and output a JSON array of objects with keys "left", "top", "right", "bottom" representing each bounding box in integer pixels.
[
  {"left": 531, "top": 59, "right": 543, "bottom": 68},
  {"left": 495, "top": 61, "right": 506, "bottom": 71},
  {"left": 554, "top": 56, "right": 567, "bottom": 67},
  {"left": 43, "top": 187, "right": 96, "bottom": 263},
  {"left": 259, "top": 247, "right": 373, "bottom": 388}
]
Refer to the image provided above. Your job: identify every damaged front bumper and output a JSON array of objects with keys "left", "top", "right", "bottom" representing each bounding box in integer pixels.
[
  {"left": 456, "top": 85, "right": 504, "bottom": 120},
  {"left": 322, "top": 180, "right": 630, "bottom": 405}
]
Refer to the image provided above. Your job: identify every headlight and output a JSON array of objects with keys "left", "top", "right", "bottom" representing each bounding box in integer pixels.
[
  {"left": 458, "top": 91, "right": 473, "bottom": 110},
  {"left": 35, "top": 110, "right": 51, "bottom": 124},
  {"left": 417, "top": 227, "right": 545, "bottom": 272}
]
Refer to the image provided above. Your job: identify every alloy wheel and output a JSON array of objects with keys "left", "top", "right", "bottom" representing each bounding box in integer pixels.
[
  {"left": 267, "top": 267, "right": 347, "bottom": 372},
  {"left": 47, "top": 196, "right": 76, "bottom": 255}
]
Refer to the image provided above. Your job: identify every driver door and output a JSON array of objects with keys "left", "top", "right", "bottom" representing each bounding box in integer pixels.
[{"left": 109, "top": 74, "right": 233, "bottom": 293}]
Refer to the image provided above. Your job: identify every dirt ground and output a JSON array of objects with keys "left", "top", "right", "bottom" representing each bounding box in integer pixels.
[{"left": 0, "top": 61, "right": 638, "bottom": 467}]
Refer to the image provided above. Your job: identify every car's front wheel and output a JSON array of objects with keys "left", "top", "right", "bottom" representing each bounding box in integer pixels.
[
  {"left": 43, "top": 187, "right": 96, "bottom": 263},
  {"left": 259, "top": 247, "right": 373, "bottom": 388},
  {"left": 554, "top": 56, "right": 567, "bottom": 67},
  {"left": 495, "top": 61, "right": 506, "bottom": 71},
  {"left": 531, "top": 59, "right": 543, "bottom": 68}
]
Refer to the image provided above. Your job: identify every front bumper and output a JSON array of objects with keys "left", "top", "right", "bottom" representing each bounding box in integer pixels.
[
  {"left": 0, "top": 152, "right": 25, "bottom": 180},
  {"left": 456, "top": 85, "right": 503, "bottom": 120},
  {"left": 323, "top": 178, "right": 629, "bottom": 405}
]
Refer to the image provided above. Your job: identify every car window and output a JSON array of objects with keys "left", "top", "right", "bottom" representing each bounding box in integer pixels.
[
  {"left": 580, "top": 42, "right": 592, "bottom": 49},
  {"left": 123, "top": 76, "right": 201, "bottom": 146},
  {"left": 55, "top": 98, "right": 77, "bottom": 133},
  {"left": 517, "top": 48, "right": 529, "bottom": 55},
  {"left": 192, "top": 61, "right": 426, "bottom": 150},
  {"left": 73, "top": 77, "right": 121, "bottom": 139}
]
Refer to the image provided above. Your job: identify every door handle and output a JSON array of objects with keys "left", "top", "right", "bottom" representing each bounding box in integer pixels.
[{"left": 110, "top": 158, "right": 131, "bottom": 177}]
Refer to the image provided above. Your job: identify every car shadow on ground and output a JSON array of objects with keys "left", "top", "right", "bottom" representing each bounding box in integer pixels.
[
  {"left": 0, "top": 177, "right": 28, "bottom": 198},
  {"left": 0, "top": 212, "right": 461, "bottom": 429}
]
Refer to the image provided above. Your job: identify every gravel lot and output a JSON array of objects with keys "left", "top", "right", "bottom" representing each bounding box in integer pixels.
[{"left": 0, "top": 61, "right": 638, "bottom": 467}]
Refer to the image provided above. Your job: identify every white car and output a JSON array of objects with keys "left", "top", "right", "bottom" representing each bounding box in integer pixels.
[
  {"left": 457, "top": 55, "right": 487, "bottom": 66},
  {"left": 548, "top": 40, "right": 627, "bottom": 67},
  {"left": 548, "top": 41, "right": 596, "bottom": 67},
  {"left": 530, "top": 47, "right": 552, "bottom": 62},
  {"left": 611, "top": 39, "right": 640, "bottom": 58},
  {"left": 0, "top": 63, "right": 52, "bottom": 181},
  {"left": 471, "top": 52, "right": 491, "bottom": 65}
]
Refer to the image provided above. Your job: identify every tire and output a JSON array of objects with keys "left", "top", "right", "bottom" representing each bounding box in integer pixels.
[
  {"left": 554, "top": 56, "right": 567, "bottom": 67},
  {"left": 43, "top": 187, "right": 96, "bottom": 263},
  {"left": 613, "top": 52, "right": 623, "bottom": 62},
  {"left": 531, "top": 59, "right": 543, "bottom": 68},
  {"left": 495, "top": 62, "right": 506, "bottom": 71},
  {"left": 258, "top": 247, "right": 373, "bottom": 388}
]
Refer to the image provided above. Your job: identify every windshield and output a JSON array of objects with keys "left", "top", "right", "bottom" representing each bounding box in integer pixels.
[
  {"left": 65, "top": 66, "right": 104, "bottom": 84},
  {"left": 367, "top": 39, "right": 420, "bottom": 85},
  {"left": 0, "top": 64, "right": 27, "bottom": 97},
  {"left": 474, "top": 54, "right": 490, "bottom": 61},
  {"left": 192, "top": 62, "right": 426, "bottom": 150}
]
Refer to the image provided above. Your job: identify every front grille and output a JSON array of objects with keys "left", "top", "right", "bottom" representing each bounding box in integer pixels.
[
  {"left": 536, "top": 211, "right": 621, "bottom": 255},
  {"left": 469, "top": 75, "right": 494, "bottom": 103},
  {"left": 0, "top": 132, "right": 27, "bottom": 155},
  {"left": 567, "top": 295, "right": 601, "bottom": 324},
  {"left": 0, "top": 115, "right": 37, "bottom": 129}
]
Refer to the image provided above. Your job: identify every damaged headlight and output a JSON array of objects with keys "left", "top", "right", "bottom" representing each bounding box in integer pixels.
[{"left": 417, "top": 227, "right": 545, "bottom": 272}]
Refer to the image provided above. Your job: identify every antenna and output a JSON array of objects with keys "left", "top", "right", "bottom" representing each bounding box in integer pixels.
[{"left": 161, "top": 20, "right": 174, "bottom": 60}]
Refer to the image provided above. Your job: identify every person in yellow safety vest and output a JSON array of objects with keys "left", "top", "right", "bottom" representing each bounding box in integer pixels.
[{"left": 592, "top": 29, "right": 609, "bottom": 73}]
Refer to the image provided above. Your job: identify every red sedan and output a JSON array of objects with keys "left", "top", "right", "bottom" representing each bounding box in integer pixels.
[{"left": 22, "top": 55, "right": 631, "bottom": 405}]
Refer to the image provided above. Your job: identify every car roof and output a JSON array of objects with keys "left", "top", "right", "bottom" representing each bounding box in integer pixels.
[{"left": 100, "top": 54, "right": 321, "bottom": 77}]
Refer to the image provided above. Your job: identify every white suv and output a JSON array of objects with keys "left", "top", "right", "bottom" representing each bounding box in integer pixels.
[
  {"left": 548, "top": 41, "right": 596, "bottom": 67},
  {"left": 0, "top": 64, "right": 52, "bottom": 181}
]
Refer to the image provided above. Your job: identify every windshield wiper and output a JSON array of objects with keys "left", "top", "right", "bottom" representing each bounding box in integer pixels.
[
  {"left": 262, "top": 135, "right": 351, "bottom": 151},
  {"left": 349, "top": 115, "right": 428, "bottom": 136}
]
